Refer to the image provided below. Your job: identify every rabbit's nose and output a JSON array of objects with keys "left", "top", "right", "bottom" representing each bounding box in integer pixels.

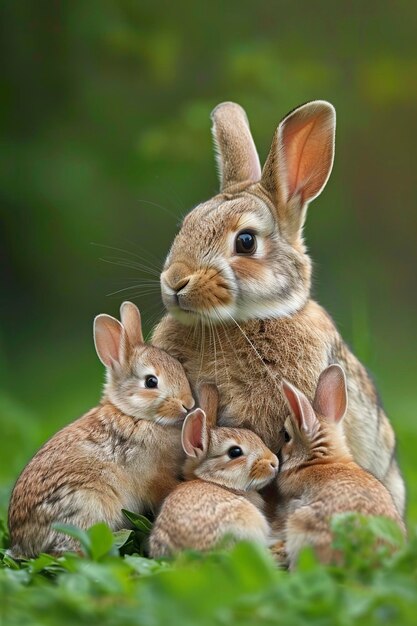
[
  {"left": 269, "top": 455, "right": 279, "bottom": 471},
  {"left": 162, "top": 262, "right": 192, "bottom": 293},
  {"left": 173, "top": 276, "right": 190, "bottom": 294},
  {"left": 183, "top": 397, "right": 195, "bottom": 411}
]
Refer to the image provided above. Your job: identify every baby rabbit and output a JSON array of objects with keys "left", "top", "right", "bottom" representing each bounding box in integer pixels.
[
  {"left": 149, "top": 384, "right": 279, "bottom": 557},
  {"left": 272, "top": 365, "right": 405, "bottom": 569},
  {"left": 152, "top": 100, "right": 404, "bottom": 515},
  {"left": 8, "top": 302, "right": 194, "bottom": 558}
]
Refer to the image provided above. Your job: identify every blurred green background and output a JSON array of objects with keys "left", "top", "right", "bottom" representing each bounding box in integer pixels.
[{"left": 0, "top": 1, "right": 416, "bottom": 523}]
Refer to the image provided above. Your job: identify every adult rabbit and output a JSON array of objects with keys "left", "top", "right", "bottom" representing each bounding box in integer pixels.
[{"left": 152, "top": 101, "right": 405, "bottom": 515}]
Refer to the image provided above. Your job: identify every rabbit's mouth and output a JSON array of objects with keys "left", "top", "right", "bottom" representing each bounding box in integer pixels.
[{"left": 161, "top": 265, "right": 235, "bottom": 325}]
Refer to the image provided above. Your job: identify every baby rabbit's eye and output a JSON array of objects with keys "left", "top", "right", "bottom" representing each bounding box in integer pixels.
[
  {"left": 228, "top": 446, "right": 243, "bottom": 459},
  {"left": 235, "top": 231, "right": 257, "bottom": 255},
  {"left": 284, "top": 430, "right": 291, "bottom": 443},
  {"left": 145, "top": 375, "right": 158, "bottom": 389}
]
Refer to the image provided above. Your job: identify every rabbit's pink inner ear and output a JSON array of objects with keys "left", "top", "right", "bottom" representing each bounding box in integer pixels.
[
  {"left": 211, "top": 102, "right": 261, "bottom": 192},
  {"left": 261, "top": 101, "right": 335, "bottom": 238},
  {"left": 279, "top": 101, "right": 335, "bottom": 205},
  {"left": 281, "top": 380, "right": 317, "bottom": 433},
  {"left": 120, "top": 301, "right": 144, "bottom": 346},
  {"left": 181, "top": 409, "right": 208, "bottom": 457},
  {"left": 94, "top": 315, "right": 124, "bottom": 367},
  {"left": 313, "top": 365, "right": 348, "bottom": 423}
]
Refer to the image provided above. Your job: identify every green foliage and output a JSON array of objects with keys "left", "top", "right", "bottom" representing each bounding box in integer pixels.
[
  {"left": 117, "top": 509, "right": 153, "bottom": 556},
  {"left": 53, "top": 522, "right": 116, "bottom": 560},
  {"left": 0, "top": 515, "right": 416, "bottom": 626}
]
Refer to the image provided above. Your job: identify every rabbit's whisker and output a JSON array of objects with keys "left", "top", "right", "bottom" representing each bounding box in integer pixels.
[
  {"left": 197, "top": 318, "right": 206, "bottom": 384},
  {"left": 209, "top": 317, "right": 218, "bottom": 385},
  {"left": 106, "top": 284, "right": 161, "bottom": 297},
  {"left": 100, "top": 257, "right": 161, "bottom": 277},
  {"left": 213, "top": 312, "right": 230, "bottom": 389},
  {"left": 92, "top": 241, "right": 162, "bottom": 273},
  {"left": 136, "top": 198, "right": 179, "bottom": 222},
  {"left": 226, "top": 312, "right": 281, "bottom": 391}
]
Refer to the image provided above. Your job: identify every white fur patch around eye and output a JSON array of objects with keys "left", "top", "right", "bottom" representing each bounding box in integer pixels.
[
  {"left": 227, "top": 212, "right": 271, "bottom": 260},
  {"left": 131, "top": 362, "right": 161, "bottom": 388}
]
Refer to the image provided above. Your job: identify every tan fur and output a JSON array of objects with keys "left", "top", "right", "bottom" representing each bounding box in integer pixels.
[
  {"left": 148, "top": 407, "right": 278, "bottom": 557},
  {"left": 272, "top": 367, "right": 405, "bottom": 569},
  {"left": 8, "top": 302, "right": 194, "bottom": 558},
  {"left": 149, "top": 481, "right": 270, "bottom": 557},
  {"left": 152, "top": 100, "right": 405, "bottom": 515}
]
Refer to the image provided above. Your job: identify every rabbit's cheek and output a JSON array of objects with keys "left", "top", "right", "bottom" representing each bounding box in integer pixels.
[
  {"left": 231, "top": 256, "right": 268, "bottom": 285},
  {"left": 279, "top": 444, "right": 292, "bottom": 467},
  {"left": 226, "top": 457, "right": 248, "bottom": 482}
]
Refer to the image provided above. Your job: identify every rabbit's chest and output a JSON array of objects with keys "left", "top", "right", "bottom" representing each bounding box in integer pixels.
[{"left": 154, "top": 306, "right": 332, "bottom": 450}]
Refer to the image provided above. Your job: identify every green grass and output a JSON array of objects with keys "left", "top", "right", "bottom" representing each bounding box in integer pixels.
[{"left": 1, "top": 514, "right": 416, "bottom": 626}]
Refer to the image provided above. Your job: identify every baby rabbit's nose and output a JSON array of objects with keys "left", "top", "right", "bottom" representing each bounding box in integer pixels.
[
  {"left": 269, "top": 455, "right": 279, "bottom": 471},
  {"left": 183, "top": 398, "right": 195, "bottom": 411}
]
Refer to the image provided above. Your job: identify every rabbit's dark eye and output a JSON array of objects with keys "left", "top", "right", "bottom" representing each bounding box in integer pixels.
[
  {"left": 284, "top": 430, "right": 291, "bottom": 443},
  {"left": 235, "top": 231, "right": 256, "bottom": 255},
  {"left": 145, "top": 375, "right": 158, "bottom": 389},
  {"left": 228, "top": 446, "right": 243, "bottom": 459}
]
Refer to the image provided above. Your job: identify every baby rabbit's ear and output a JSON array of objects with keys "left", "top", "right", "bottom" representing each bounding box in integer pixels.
[
  {"left": 120, "top": 301, "right": 144, "bottom": 346},
  {"left": 197, "top": 383, "right": 219, "bottom": 428},
  {"left": 211, "top": 102, "right": 261, "bottom": 192},
  {"left": 94, "top": 314, "right": 124, "bottom": 367},
  {"left": 261, "top": 101, "right": 335, "bottom": 242},
  {"left": 313, "top": 365, "right": 348, "bottom": 423},
  {"left": 281, "top": 380, "right": 317, "bottom": 434},
  {"left": 181, "top": 408, "right": 209, "bottom": 458}
]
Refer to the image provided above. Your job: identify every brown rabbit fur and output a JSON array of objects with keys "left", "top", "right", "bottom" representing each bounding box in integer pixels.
[
  {"left": 8, "top": 302, "right": 194, "bottom": 558},
  {"left": 152, "top": 100, "right": 405, "bottom": 515},
  {"left": 149, "top": 387, "right": 279, "bottom": 558},
  {"left": 272, "top": 365, "right": 405, "bottom": 569}
]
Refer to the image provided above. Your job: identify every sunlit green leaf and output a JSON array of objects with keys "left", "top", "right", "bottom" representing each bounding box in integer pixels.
[
  {"left": 52, "top": 523, "right": 91, "bottom": 556},
  {"left": 122, "top": 510, "right": 153, "bottom": 534},
  {"left": 87, "top": 523, "right": 115, "bottom": 560}
]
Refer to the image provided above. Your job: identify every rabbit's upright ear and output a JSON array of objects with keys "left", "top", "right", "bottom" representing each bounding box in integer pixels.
[
  {"left": 94, "top": 314, "right": 124, "bottom": 368},
  {"left": 313, "top": 365, "right": 348, "bottom": 423},
  {"left": 261, "top": 101, "right": 335, "bottom": 242},
  {"left": 211, "top": 102, "right": 261, "bottom": 192},
  {"left": 281, "top": 380, "right": 317, "bottom": 434},
  {"left": 120, "top": 301, "right": 144, "bottom": 346},
  {"left": 197, "top": 383, "right": 219, "bottom": 428},
  {"left": 181, "top": 409, "right": 209, "bottom": 458}
]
